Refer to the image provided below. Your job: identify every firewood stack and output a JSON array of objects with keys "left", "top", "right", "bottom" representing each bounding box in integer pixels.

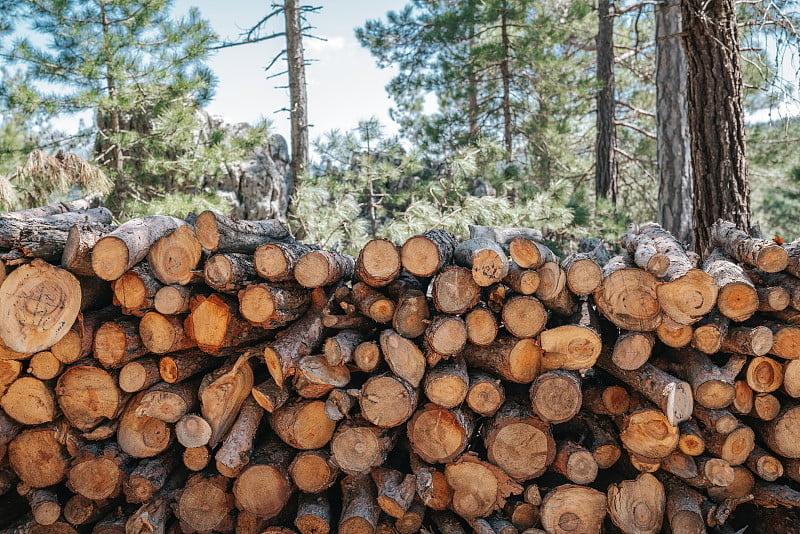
[{"left": 2, "top": 197, "right": 800, "bottom": 533}]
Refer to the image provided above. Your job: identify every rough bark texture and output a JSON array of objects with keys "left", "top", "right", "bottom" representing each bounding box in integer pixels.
[{"left": 595, "top": 0, "right": 617, "bottom": 205}]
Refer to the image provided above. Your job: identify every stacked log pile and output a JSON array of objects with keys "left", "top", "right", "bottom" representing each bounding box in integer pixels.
[{"left": 1, "top": 198, "right": 800, "bottom": 533}]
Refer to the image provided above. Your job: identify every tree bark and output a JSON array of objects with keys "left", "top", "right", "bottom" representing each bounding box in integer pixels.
[
  {"left": 595, "top": 0, "right": 617, "bottom": 205},
  {"left": 285, "top": 0, "right": 309, "bottom": 182}
]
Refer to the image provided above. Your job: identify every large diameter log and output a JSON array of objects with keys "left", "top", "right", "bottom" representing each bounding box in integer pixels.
[
  {"left": 56, "top": 363, "right": 124, "bottom": 432},
  {"left": 331, "top": 419, "right": 397, "bottom": 475},
  {"left": 607, "top": 473, "right": 665, "bottom": 534},
  {"left": 703, "top": 249, "right": 759, "bottom": 321},
  {"left": 0, "top": 259, "right": 81, "bottom": 353},
  {"left": 619, "top": 407, "right": 680, "bottom": 459},
  {"left": 407, "top": 404, "right": 475, "bottom": 464},
  {"left": 339, "top": 474, "right": 380, "bottom": 534},
  {"left": 454, "top": 237, "right": 509, "bottom": 286},
  {"left": 400, "top": 229, "right": 457, "bottom": 277},
  {"left": 7, "top": 209, "right": 112, "bottom": 262},
  {"left": 232, "top": 439, "right": 295, "bottom": 519},
  {"left": 462, "top": 336, "right": 542, "bottom": 383},
  {"left": 431, "top": 266, "right": 481, "bottom": 315},
  {"left": 8, "top": 426, "right": 70, "bottom": 488},
  {"left": 711, "top": 219, "right": 788, "bottom": 272},
  {"left": 67, "top": 442, "right": 131, "bottom": 501},
  {"left": 177, "top": 474, "right": 234, "bottom": 532},
  {"left": 593, "top": 264, "right": 662, "bottom": 331},
  {"left": 540, "top": 484, "right": 607, "bottom": 534},
  {"left": 92, "top": 318, "right": 147, "bottom": 369},
  {"left": 529, "top": 370, "right": 582, "bottom": 424},
  {"left": 483, "top": 401, "right": 555, "bottom": 482},
  {"left": 502, "top": 295, "right": 547, "bottom": 339},
  {"left": 703, "top": 424, "right": 755, "bottom": 466},
  {"left": 760, "top": 405, "right": 800, "bottom": 458},
  {"left": 746, "top": 355, "right": 784, "bottom": 393},
  {"left": 146, "top": 224, "right": 202, "bottom": 285},
  {"left": 117, "top": 392, "right": 172, "bottom": 458},
  {"left": 360, "top": 374, "right": 418, "bottom": 428},
  {"left": 356, "top": 238, "right": 401, "bottom": 287},
  {"left": 92, "top": 216, "right": 184, "bottom": 281},
  {"left": 270, "top": 399, "right": 336, "bottom": 450},
  {"left": 540, "top": 324, "right": 602, "bottom": 371},
  {"left": 194, "top": 210, "right": 290, "bottom": 253},
  {"left": 0, "top": 376, "right": 56, "bottom": 425},
  {"left": 445, "top": 452, "right": 522, "bottom": 520},
  {"left": 561, "top": 252, "right": 603, "bottom": 295}
]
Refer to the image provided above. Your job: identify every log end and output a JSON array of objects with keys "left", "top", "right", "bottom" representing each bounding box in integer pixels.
[
  {"left": 92, "top": 237, "right": 130, "bottom": 281},
  {"left": 401, "top": 236, "right": 441, "bottom": 277},
  {"left": 194, "top": 210, "right": 221, "bottom": 251}
]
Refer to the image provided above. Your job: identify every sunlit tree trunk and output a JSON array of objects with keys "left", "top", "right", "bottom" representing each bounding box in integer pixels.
[
  {"left": 285, "top": 0, "right": 308, "bottom": 183},
  {"left": 595, "top": 0, "right": 617, "bottom": 205}
]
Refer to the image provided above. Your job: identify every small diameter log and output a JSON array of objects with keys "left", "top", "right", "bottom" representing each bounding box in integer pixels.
[
  {"left": 746, "top": 356, "right": 784, "bottom": 393},
  {"left": 146, "top": 224, "right": 202, "bottom": 285},
  {"left": 445, "top": 452, "right": 523, "bottom": 520},
  {"left": 153, "top": 284, "right": 194, "bottom": 315},
  {"left": 295, "top": 250, "right": 355, "bottom": 288},
  {"left": 550, "top": 441, "right": 598, "bottom": 485},
  {"left": 56, "top": 363, "right": 124, "bottom": 432},
  {"left": 239, "top": 283, "right": 311, "bottom": 330},
  {"left": 760, "top": 405, "right": 800, "bottom": 458},
  {"left": 175, "top": 413, "right": 212, "bottom": 448},
  {"left": 731, "top": 380, "right": 754, "bottom": 415},
  {"left": 126, "top": 497, "right": 171, "bottom": 533},
  {"left": 504, "top": 235, "right": 555, "bottom": 270},
  {"left": 325, "top": 388, "right": 355, "bottom": 421},
  {"left": 424, "top": 356, "right": 469, "bottom": 408},
  {"left": 711, "top": 219, "right": 788, "bottom": 273},
  {"left": 722, "top": 325, "right": 774, "bottom": 356},
  {"left": 747, "top": 445, "right": 784, "bottom": 482},
  {"left": 51, "top": 307, "right": 117, "bottom": 365},
  {"left": 704, "top": 424, "right": 755, "bottom": 466},
  {"left": 582, "top": 383, "right": 630, "bottom": 416},
  {"left": 540, "top": 484, "right": 607, "bottom": 534},
  {"left": 502, "top": 295, "right": 547, "bottom": 339},
  {"left": 466, "top": 371, "right": 505, "bottom": 417},
  {"left": 330, "top": 419, "right": 397, "bottom": 475},
  {"left": 159, "top": 350, "right": 217, "bottom": 384},
  {"left": 360, "top": 373, "right": 418, "bottom": 428},
  {"left": 752, "top": 482, "right": 800, "bottom": 508},
  {"left": 662, "top": 477, "right": 706, "bottom": 534},
  {"left": 705, "top": 465, "right": 755, "bottom": 504},
  {"left": 483, "top": 400, "right": 555, "bottom": 482},
  {"left": 270, "top": 399, "right": 336, "bottom": 450},
  {"left": 63, "top": 494, "right": 110, "bottom": 526},
  {"left": 350, "top": 282, "right": 394, "bottom": 323},
  {"left": 379, "top": 329, "right": 426, "bottom": 388},
  {"left": 656, "top": 314, "right": 693, "bottom": 348},
  {"left": 199, "top": 355, "right": 254, "bottom": 447},
  {"left": 666, "top": 349, "right": 746, "bottom": 409},
  {"left": 204, "top": 252, "right": 258, "bottom": 293},
  {"left": 703, "top": 249, "right": 759, "bottom": 321},
  {"left": 392, "top": 288, "right": 430, "bottom": 339},
  {"left": 598, "top": 350, "right": 693, "bottom": 426},
  {"left": 117, "top": 392, "right": 172, "bottom": 458},
  {"left": 0, "top": 377, "right": 56, "bottom": 425},
  {"left": 119, "top": 357, "right": 161, "bottom": 393},
  {"left": 533, "top": 261, "right": 567, "bottom": 302},
  {"left": 619, "top": 407, "right": 680, "bottom": 459},
  {"left": 463, "top": 306, "right": 497, "bottom": 347},
  {"left": 355, "top": 238, "right": 401, "bottom": 287},
  {"left": 182, "top": 446, "right": 210, "bottom": 471},
  {"left": 753, "top": 393, "right": 782, "bottom": 421},
  {"left": 323, "top": 330, "right": 362, "bottom": 366},
  {"left": 186, "top": 293, "right": 268, "bottom": 354},
  {"left": 562, "top": 252, "right": 603, "bottom": 295},
  {"left": 232, "top": 439, "right": 295, "bottom": 520},
  {"left": 612, "top": 331, "right": 655, "bottom": 371},
  {"left": 529, "top": 370, "right": 582, "bottom": 424},
  {"left": 264, "top": 288, "right": 330, "bottom": 388},
  {"left": 431, "top": 266, "right": 481, "bottom": 315},
  {"left": 454, "top": 237, "right": 509, "bottom": 287},
  {"left": 25, "top": 488, "right": 61, "bottom": 526},
  {"left": 431, "top": 510, "right": 466, "bottom": 534},
  {"left": 396, "top": 501, "right": 426, "bottom": 534},
  {"left": 61, "top": 223, "right": 109, "bottom": 277},
  {"left": 503, "top": 262, "right": 540, "bottom": 294},
  {"left": 410, "top": 453, "right": 452, "bottom": 511},
  {"left": 293, "top": 354, "right": 350, "bottom": 399},
  {"left": 135, "top": 381, "right": 199, "bottom": 423},
  {"left": 92, "top": 216, "right": 184, "bottom": 281},
  {"left": 93, "top": 318, "right": 147, "bottom": 369},
  {"left": 289, "top": 450, "right": 339, "bottom": 493},
  {"left": 177, "top": 474, "right": 234, "bottom": 532},
  {"left": 27, "top": 351, "right": 63, "bottom": 380},
  {"left": 111, "top": 262, "right": 162, "bottom": 315},
  {"left": 594, "top": 259, "right": 662, "bottom": 331},
  {"left": 691, "top": 309, "right": 729, "bottom": 354},
  {"left": 123, "top": 452, "right": 179, "bottom": 504},
  {"left": 251, "top": 380, "right": 290, "bottom": 413},
  {"left": 693, "top": 405, "right": 738, "bottom": 434},
  {"left": 462, "top": 335, "right": 542, "bottom": 384},
  {"left": 295, "top": 492, "right": 331, "bottom": 534},
  {"left": 622, "top": 227, "right": 670, "bottom": 277},
  {"left": 255, "top": 241, "right": 316, "bottom": 282},
  {"left": 139, "top": 312, "right": 196, "bottom": 354},
  {"left": 353, "top": 341, "right": 381, "bottom": 373},
  {"left": 400, "top": 229, "right": 458, "bottom": 277},
  {"left": 607, "top": 473, "right": 665, "bottom": 534},
  {"left": 784, "top": 359, "right": 800, "bottom": 398},
  {"left": 194, "top": 210, "right": 290, "bottom": 253},
  {"left": 759, "top": 285, "right": 791, "bottom": 312},
  {"left": 424, "top": 315, "right": 467, "bottom": 357},
  {"left": 0, "top": 259, "right": 81, "bottom": 353},
  {"left": 580, "top": 414, "right": 623, "bottom": 469},
  {"left": 371, "top": 467, "right": 416, "bottom": 518},
  {"left": 407, "top": 404, "right": 475, "bottom": 464},
  {"left": 339, "top": 474, "right": 380, "bottom": 534}
]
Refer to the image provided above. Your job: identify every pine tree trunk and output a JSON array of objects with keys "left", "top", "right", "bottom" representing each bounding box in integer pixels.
[
  {"left": 595, "top": 0, "right": 617, "bottom": 205},
  {"left": 285, "top": 0, "right": 309, "bottom": 182}
]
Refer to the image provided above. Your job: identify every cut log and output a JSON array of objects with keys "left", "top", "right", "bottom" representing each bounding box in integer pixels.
[
  {"left": 656, "top": 314, "right": 694, "bottom": 348},
  {"left": 749, "top": 391, "right": 780, "bottom": 420},
  {"left": 482, "top": 400, "right": 555, "bottom": 482},
  {"left": 93, "top": 318, "right": 147, "bottom": 369},
  {"left": 722, "top": 325, "right": 774, "bottom": 356},
  {"left": 292, "top": 354, "right": 350, "bottom": 399},
  {"left": 622, "top": 226, "right": 671, "bottom": 277},
  {"left": 199, "top": 355, "right": 254, "bottom": 446},
  {"left": 289, "top": 449, "right": 339, "bottom": 494},
  {"left": 765, "top": 321, "right": 800, "bottom": 359},
  {"left": 339, "top": 474, "right": 380, "bottom": 534},
  {"left": 550, "top": 441, "right": 597, "bottom": 485},
  {"left": 350, "top": 282, "right": 395, "bottom": 323},
  {"left": 146, "top": 224, "right": 202, "bottom": 286},
  {"left": 529, "top": 370, "right": 582, "bottom": 424},
  {"left": 758, "top": 285, "right": 790, "bottom": 312},
  {"left": 392, "top": 288, "right": 430, "bottom": 340},
  {"left": 760, "top": 405, "right": 800, "bottom": 458},
  {"left": 139, "top": 312, "right": 196, "bottom": 354},
  {"left": 594, "top": 256, "right": 662, "bottom": 331},
  {"left": 454, "top": 237, "right": 509, "bottom": 287},
  {"left": 63, "top": 494, "right": 110, "bottom": 526},
  {"left": 11, "top": 209, "right": 112, "bottom": 262},
  {"left": 8, "top": 426, "right": 70, "bottom": 488},
  {"left": 582, "top": 383, "right": 630, "bottom": 416},
  {"left": 92, "top": 216, "right": 184, "bottom": 281},
  {"left": 158, "top": 350, "right": 217, "bottom": 384},
  {"left": 540, "top": 484, "right": 607, "bottom": 534},
  {"left": 322, "top": 330, "right": 362, "bottom": 366},
  {"left": 400, "top": 229, "right": 457, "bottom": 277},
  {"left": 501, "top": 295, "right": 547, "bottom": 339},
  {"left": 691, "top": 309, "right": 729, "bottom": 354},
  {"left": 61, "top": 223, "right": 110, "bottom": 277},
  {"left": 295, "top": 492, "right": 331, "bottom": 534},
  {"left": 445, "top": 452, "right": 522, "bottom": 520},
  {"left": 507, "top": 236, "right": 556, "bottom": 270},
  {"left": 463, "top": 306, "right": 497, "bottom": 347},
  {"left": 747, "top": 445, "right": 784, "bottom": 482},
  {"left": 352, "top": 341, "right": 381, "bottom": 373},
  {"left": 371, "top": 467, "right": 416, "bottom": 519},
  {"left": 502, "top": 262, "right": 540, "bottom": 295},
  {"left": 731, "top": 380, "right": 754, "bottom": 415},
  {"left": 693, "top": 406, "right": 738, "bottom": 434},
  {"left": 612, "top": 331, "right": 655, "bottom": 371},
  {"left": 0, "top": 259, "right": 81, "bottom": 353},
  {"left": 186, "top": 293, "right": 268, "bottom": 354},
  {"left": 0, "top": 377, "right": 56, "bottom": 425},
  {"left": 56, "top": 363, "right": 124, "bottom": 432},
  {"left": 194, "top": 210, "right": 290, "bottom": 253},
  {"left": 409, "top": 453, "right": 452, "bottom": 511},
  {"left": 533, "top": 261, "right": 566, "bottom": 302},
  {"left": 379, "top": 329, "right": 426, "bottom": 388},
  {"left": 423, "top": 356, "right": 468, "bottom": 409},
  {"left": 662, "top": 477, "right": 706, "bottom": 534},
  {"left": 153, "top": 284, "right": 194, "bottom": 315},
  {"left": 231, "top": 439, "right": 295, "bottom": 519},
  {"left": 325, "top": 388, "right": 355, "bottom": 421},
  {"left": 122, "top": 452, "right": 178, "bottom": 504},
  {"left": 117, "top": 392, "right": 172, "bottom": 458},
  {"left": 176, "top": 473, "right": 234, "bottom": 532},
  {"left": 25, "top": 488, "right": 61, "bottom": 526},
  {"left": 407, "top": 404, "right": 474, "bottom": 464},
  {"left": 705, "top": 465, "right": 754, "bottom": 504},
  {"left": 431, "top": 266, "right": 481, "bottom": 315},
  {"left": 619, "top": 407, "right": 680, "bottom": 459},
  {"left": 175, "top": 413, "right": 212, "bottom": 448},
  {"left": 0, "top": 360, "right": 21, "bottom": 398},
  {"left": 784, "top": 359, "right": 800, "bottom": 398},
  {"left": 540, "top": 305, "right": 602, "bottom": 370},
  {"left": 135, "top": 381, "right": 199, "bottom": 423},
  {"left": 665, "top": 349, "right": 746, "bottom": 409},
  {"left": 182, "top": 445, "right": 210, "bottom": 471},
  {"left": 424, "top": 315, "right": 467, "bottom": 356},
  {"left": 703, "top": 424, "right": 755, "bottom": 466},
  {"left": 295, "top": 250, "right": 354, "bottom": 288},
  {"left": 50, "top": 307, "right": 117, "bottom": 365},
  {"left": 204, "top": 252, "right": 258, "bottom": 293},
  {"left": 112, "top": 262, "right": 162, "bottom": 316},
  {"left": 395, "top": 500, "right": 426, "bottom": 534},
  {"left": 466, "top": 371, "right": 505, "bottom": 417},
  {"left": 561, "top": 252, "right": 603, "bottom": 295},
  {"left": 746, "top": 356, "right": 784, "bottom": 393},
  {"left": 238, "top": 283, "right": 310, "bottom": 330},
  {"left": 607, "top": 473, "right": 665, "bottom": 534},
  {"left": 27, "top": 350, "right": 63, "bottom": 380},
  {"left": 703, "top": 249, "right": 759, "bottom": 321},
  {"left": 254, "top": 241, "right": 315, "bottom": 282},
  {"left": 353, "top": 238, "right": 401, "bottom": 288},
  {"left": 270, "top": 399, "right": 336, "bottom": 450},
  {"left": 711, "top": 220, "right": 788, "bottom": 273},
  {"left": 67, "top": 442, "right": 131, "bottom": 501},
  {"left": 360, "top": 373, "right": 417, "bottom": 428},
  {"left": 462, "top": 336, "right": 542, "bottom": 384}
]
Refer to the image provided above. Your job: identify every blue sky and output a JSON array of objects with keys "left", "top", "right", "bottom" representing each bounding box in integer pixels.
[{"left": 176, "top": 1, "right": 409, "bottom": 143}]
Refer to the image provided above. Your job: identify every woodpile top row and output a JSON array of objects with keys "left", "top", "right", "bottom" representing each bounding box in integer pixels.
[{"left": 1, "top": 195, "right": 800, "bottom": 533}]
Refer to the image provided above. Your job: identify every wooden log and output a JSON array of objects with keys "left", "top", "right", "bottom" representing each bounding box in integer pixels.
[
  {"left": 119, "top": 357, "right": 161, "bottom": 393},
  {"left": 462, "top": 335, "right": 542, "bottom": 384},
  {"left": 691, "top": 309, "right": 729, "bottom": 354},
  {"left": 24, "top": 488, "right": 61, "bottom": 526},
  {"left": 134, "top": 381, "right": 198, "bottom": 423},
  {"left": 572, "top": 412, "right": 623, "bottom": 469},
  {"left": 502, "top": 262, "right": 540, "bottom": 295},
  {"left": 295, "top": 492, "right": 331, "bottom": 534},
  {"left": 665, "top": 349, "right": 746, "bottom": 409},
  {"left": 721, "top": 325, "right": 773, "bottom": 358},
  {"left": 445, "top": 452, "right": 522, "bottom": 520},
  {"left": 561, "top": 252, "right": 603, "bottom": 295},
  {"left": 582, "top": 383, "right": 630, "bottom": 416},
  {"left": 764, "top": 321, "right": 800, "bottom": 359},
  {"left": 325, "top": 387, "right": 355, "bottom": 421},
  {"left": 322, "top": 329, "right": 362, "bottom": 366},
  {"left": 63, "top": 494, "right": 111, "bottom": 526},
  {"left": 360, "top": 373, "right": 417, "bottom": 428},
  {"left": 159, "top": 350, "right": 217, "bottom": 384},
  {"left": 182, "top": 445, "right": 210, "bottom": 472},
  {"left": 186, "top": 293, "right": 268, "bottom": 354},
  {"left": 138, "top": 312, "right": 195, "bottom": 354},
  {"left": 619, "top": 406, "right": 680, "bottom": 459},
  {"left": 122, "top": 452, "right": 179, "bottom": 504},
  {"left": 540, "top": 304, "right": 602, "bottom": 370},
  {"left": 431, "top": 266, "right": 481, "bottom": 315},
  {"left": 264, "top": 288, "right": 330, "bottom": 387},
  {"left": 703, "top": 249, "right": 759, "bottom": 321},
  {"left": 466, "top": 371, "right": 505, "bottom": 417},
  {"left": 409, "top": 453, "right": 452, "bottom": 511},
  {"left": 370, "top": 467, "right": 416, "bottom": 519},
  {"left": 758, "top": 285, "right": 791, "bottom": 312},
  {"left": 56, "top": 363, "right": 124, "bottom": 432},
  {"left": 379, "top": 329, "right": 426, "bottom": 388},
  {"left": 349, "top": 282, "right": 394, "bottom": 323},
  {"left": 703, "top": 424, "right": 755, "bottom": 466},
  {"left": 501, "top": 295, "right": 547, "bottom": 339},
  {"left": 10, "top": 209, "right": 112, "bottom": 262},
  {"left": 204, "top": 252, "right": 258, "bottom": 293},
  {"left": 232, "top": 438, "right": 295, "bottom": 520},
  {"left": 294, "top": 250, "right": 354, "bottom": 288},
  {"left": 656, "top": 314, "right": 694, "bottom": 348},
  {"left": 339, "top": 474, "right": 380, "bottom": 534},
  {"left": 533, "top": 261, "right": 566, "bottom": 302},
  {"left": 593, "top": 255, "right": 662, "bottom": 331},
  {"left": 251, "top": 380, "right": 290, "bottom": 414},
  {"left": 507, "top": 236, "right": 555, "bottom": 270},
  {"left": 430, "top": 510, "right": 466, "bottom": 534},
  {"left": 174, "top": 413, "right": 212, "bottom": 448},
  {"left": 0, "top": 360, "right": 21, "bottom": 400},
  {"left": 759, "top": 272, "right": 800, "bottom": 311},
  {"left": 395, "top": 500, "right": 426, "bottom": 534},
  {"left": 50, "top": 307, "right": 115, "bottom": 365},
  {"left": 391, "top": 288, "right": 429, "bottom": 340},
  {"left": 93, "top": 318, "right": 147, "bottom": 368},
  {"left": 746, "top": 356, "right": 784, "bottom": 393},
  {"left": 611, "top": 331, "right": 655, "bottom": 371},
  {"left": 194, "top": 210, "right": 290, "bottom": 253},
  {"left": 661, "top": 476, "right": 706, "bottom": 534},
  {"left": 67, "top": 442, "right": 131, "bottom": 501},
  {"left": 270, "top": 399, "right": 336, "bottom": 450},
  {"left": 0, "top": 377, "right": 56, "bottom": 425},
  {"left": 238, "top": 283, "right": 310, "bottom": 330},
  {"left": 752, "top": 482, "right": 800, "bottom": 508},
  {"left": 454, "top": 237, "right": 509, "bottom": 287},
  {"left": 292, "top": 354, "right": 350, "bottom": 399},
  {"left": 463, "top": 305, "right": 498, "bottom": 347},
  {"left": 7, "top": 426, "right": 70, "bottom": 488},
  {"left": 760, "top": 405, "right": 800, "bottom": 458},
  {"left": 540, "top": 484, "right": 607, "bottom": 534},
  {"left": 349, "top": 341, "right": 380, "bottom": 373},
  {"left": 289, "top": 449, "right": 339, "bottom": 494},
  {"left": 0, "top": 259, "right": 81, "bottom": 353},
  {"left": 153, "top": 284, "right": 195, "bottom": 315},
  {"left": 747, "top": 445, "right": 784, "bottom": 482},
  {"left": 352, "top": 238, "right": 401, "bottom": 288},
  {"left": 622, "top": 226, "right": 671, "bottom": 277},
  {"left": 254, "top": 241, "right": 314, "bottom": 282},
  {"left": 693, "top": 405, "right": 738, "bottom": 434},
  {"left": 111, "top": 262, "right": 162, "bottom": 316},
  {"left": 551, "top": 441, "right": 598, "bottom": 485},
  {"left": 27, "top": 351, "right": 63, "bottom": 380},
  {"left": 117, "top": 392, "right": 172, "bottom": 458},
  {"left": 407, "top": 404, "right": 475, "bottom": 464},
  {"left": 92, "top": 216, "right": 184, "bottom": 281},
  {"left": 423, "top": 356, "right": 468, "bottom": 409},
  {"left": 61, "top": 223, "right": 109, "bottom": 277},
  {"left": 784, "top": 359, "right": 800, "bottom": 398},
  {"left": 705, "top": 465, "right": 755, "bottom": 503},
  {"left": 400, "top": 229, "right": 457, "bottom": 277},
  {"left": 529, "top": 369, "right": 582, "bottom": 424},
  {"left": 711, "top": 219, "right": 788, "bottom": 273},
  {"left": 199, "top": 355, "right": 254, "bottom": 447},
  {"left": 597, "top": 350, "right": 693, "bottom": 426},
  {"left": 146, "top": 224, "right": 203, "bottom": 286},
  {"left": 482, "top": 400, "right": 555, "bottom": 482},
  {"left": 423, "top": 315, "right": 467, "bottom": 357},
  {"left": 176, "top": 473, "right": 234, "bottom": 532},
  {"left": 607, "top": 473, "right": 665, "bottom": 534}
]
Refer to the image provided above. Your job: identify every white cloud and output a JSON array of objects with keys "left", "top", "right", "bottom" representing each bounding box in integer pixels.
[{"left": 306, "top": 36, "right": 348, "bottom": 53}]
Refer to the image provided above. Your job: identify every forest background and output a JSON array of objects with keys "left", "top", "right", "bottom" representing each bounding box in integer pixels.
[{"left": 0, "top": 0, "right": 798, "bottom": 258}]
